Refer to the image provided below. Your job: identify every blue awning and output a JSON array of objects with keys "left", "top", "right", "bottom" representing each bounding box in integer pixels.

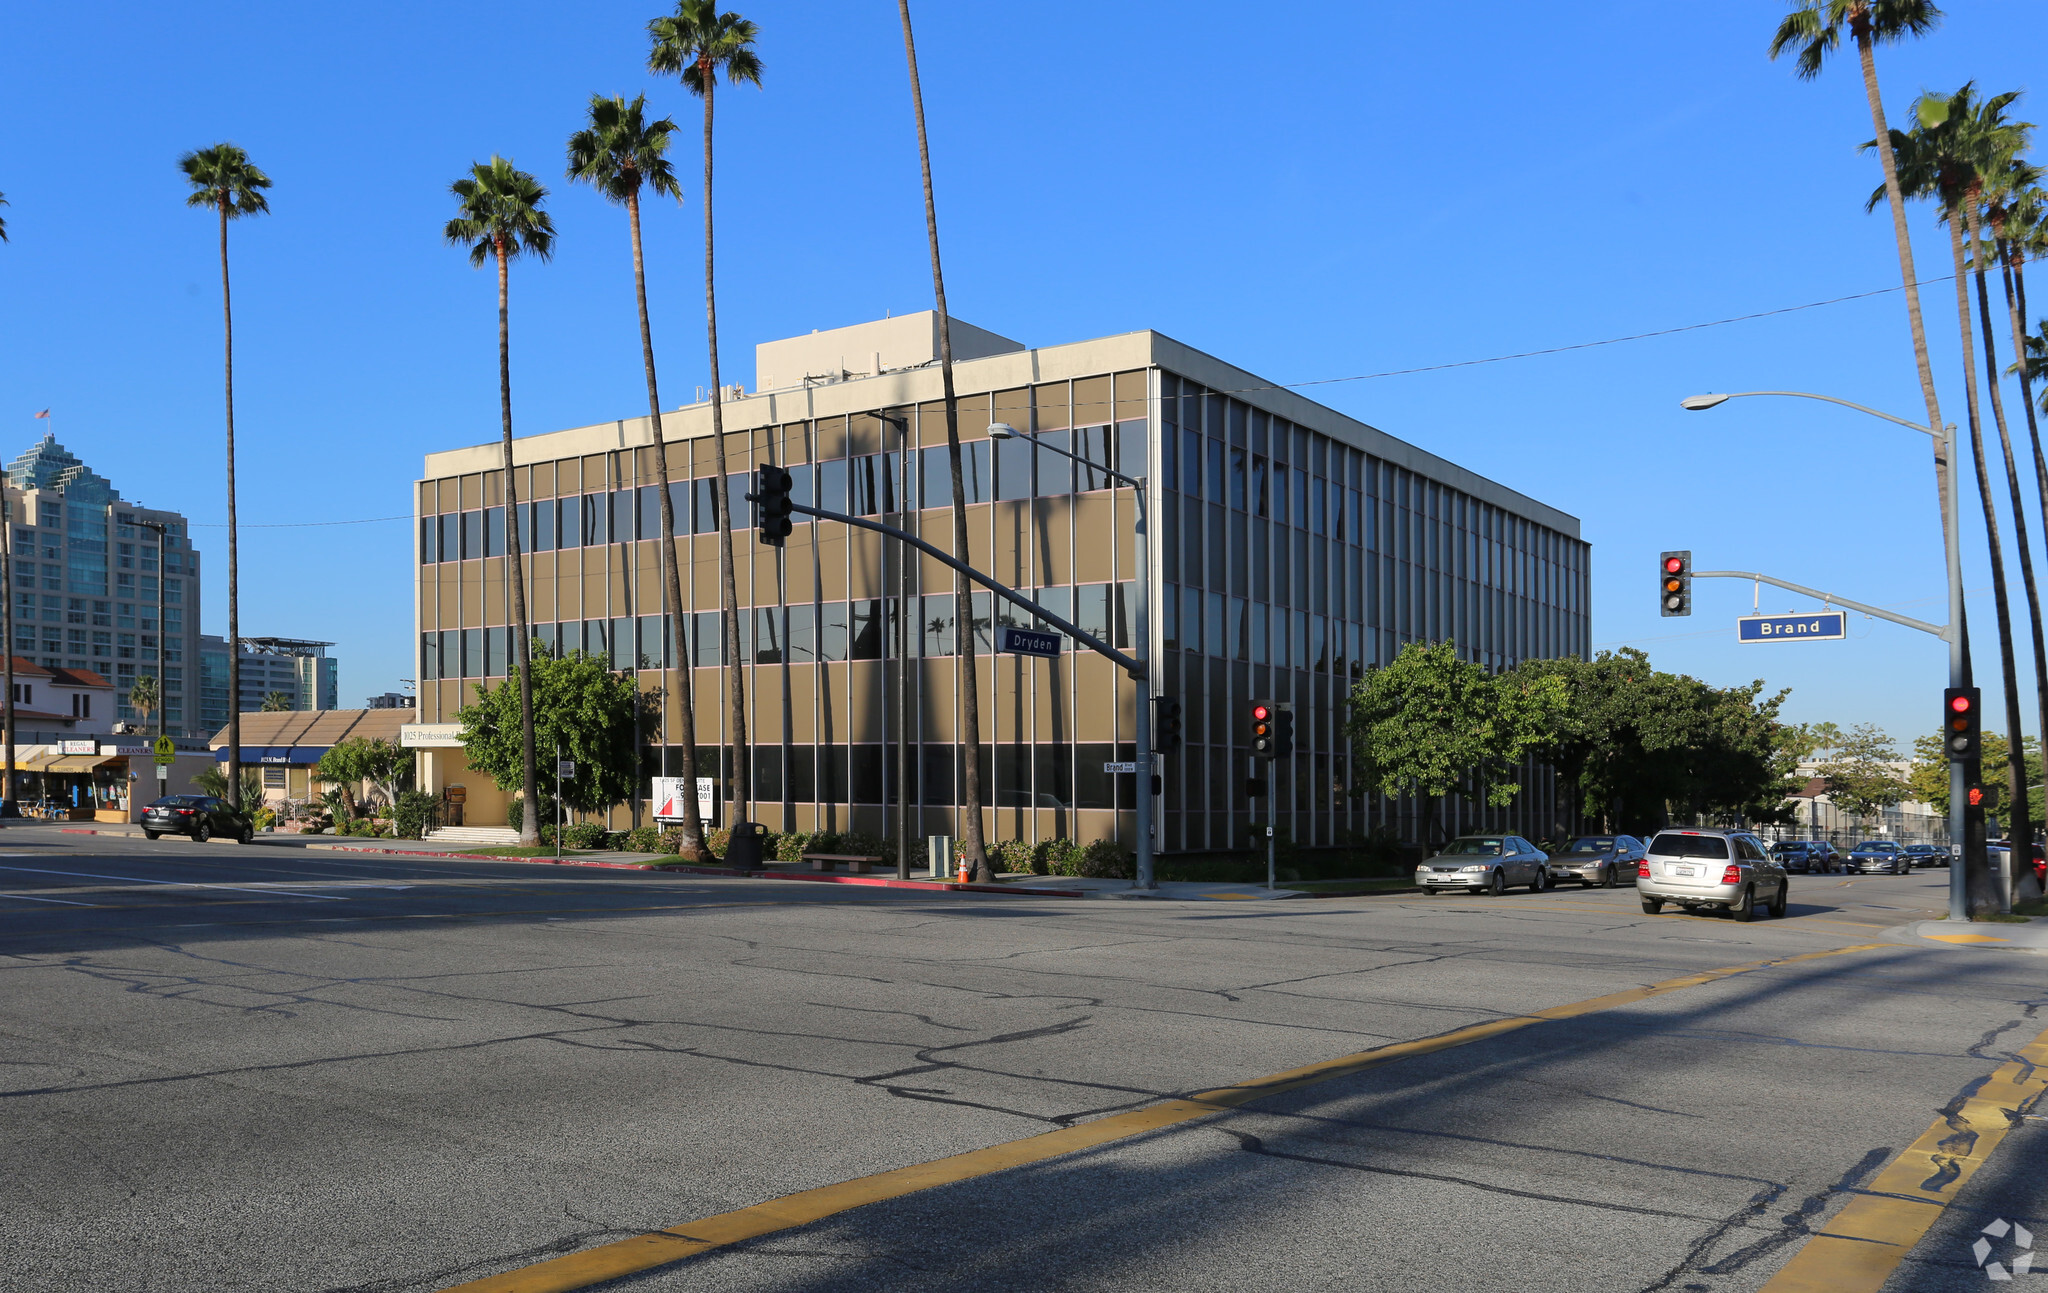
[{"left": 216, "top": 746, "right": 330, "bottom": 764}]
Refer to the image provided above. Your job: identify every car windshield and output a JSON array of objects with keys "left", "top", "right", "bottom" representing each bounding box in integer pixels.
[
  {"left": 1648, "top": 833, "right": 1731, "bottom": 859},
  {"left": 1565, "top": 837, "right": 1616, "bottom": 854},
  {"left": 151, "top": 796, "right": 204, "bottom": 807},
  {"left": 1856, "top": 841, "right": 1895, "bottom": 851},
  {"left": 1439, "top": 838, "right": 1502, "bottom": 856},
  {"left": 1906, "top": 845, "right": 1936, "bottom": 853}
]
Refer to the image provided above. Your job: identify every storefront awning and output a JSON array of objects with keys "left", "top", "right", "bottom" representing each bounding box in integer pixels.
[
  {"left": 13, "top": 755, "right": 55, "bottom": 773},
  {"left": 45, "top": 754, "right": 115, "bottom": 773},
  {"left": 215, "top": 746, "right": 330, "bottom": 765}
]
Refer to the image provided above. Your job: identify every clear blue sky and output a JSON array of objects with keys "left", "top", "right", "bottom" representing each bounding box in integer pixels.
[{"left": 2, "top": 1, "right": 2041, "bottom": 748}]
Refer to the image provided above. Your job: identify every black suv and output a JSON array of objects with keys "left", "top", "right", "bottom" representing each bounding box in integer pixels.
[{"left": 142, "top": 795, "right": 255, "bottom": 844}]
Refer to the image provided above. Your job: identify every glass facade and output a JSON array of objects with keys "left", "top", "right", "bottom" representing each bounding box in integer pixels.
[{"left": 416, "top": 344, "right": 1588, "bottom": 847}]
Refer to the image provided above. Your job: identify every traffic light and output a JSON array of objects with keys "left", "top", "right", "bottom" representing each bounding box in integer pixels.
[
  {"left": 1659, "top": 550, "right": 1691, "bottom": 617},
  {"left": 753, "top": 463, "right": 794, "bottom": 546},
  {"left": 1943, "top": 686, "right": 1982, "bottom": 762},
  {"left": 1250, "top": 700, "right": 1293, "bottom": 759},
  {"left": 1155, "top": 696, "right": 1184, "bottom": 752}
]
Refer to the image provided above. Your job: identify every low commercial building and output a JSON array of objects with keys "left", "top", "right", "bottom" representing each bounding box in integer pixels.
[
  {"left": 413, "top": 314, "right": 1589, "bottom": 851},
  {"left": 207, "top": 707, "right": 410, "bottom": 813}
]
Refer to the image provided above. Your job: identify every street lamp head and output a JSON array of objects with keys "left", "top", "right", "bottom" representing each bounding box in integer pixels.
[
  {"left": 1679, "top": 394, "right": 1730, "bottom": 411},
  {"left": 986, "top": 422, "right": 1019, "bottom": 440}
]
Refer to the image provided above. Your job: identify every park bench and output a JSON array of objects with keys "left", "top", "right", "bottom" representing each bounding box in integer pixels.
[{"left": 802, "top": 852, "right": 885, "bottom": 875}]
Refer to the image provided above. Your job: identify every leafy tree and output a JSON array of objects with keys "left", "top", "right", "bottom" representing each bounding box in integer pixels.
[
  {"left": 456, "top": 645, "right": 650, "bottom": 815},
  {"left": 445, "top": 156, "right": 553, "bottom": 846},
  {"left": 1814, "top": 723, "right": 1911, "bottom": 820},
  {"left": 1346, "top": 641, "right": 1567, "bottom": 847},
  {"left": 893, "top": 0, "right": 993, "bottom": 881},
  {"left": 178, "top": 142, "right": 270, "bottom": 810},
  {"left": 259, "top": 690, "right": 293, "bottom": 712},
  {"left": 1780, "top": 720, "right": 1846, "bottom": 764},
  {"left": 314, "top": 737, "right": 409, "bottom": 818},
  {"left": 566, "top": 93, "right": 710, "bottom": 863},
  {"left": 128, "top": 674, "right": 159, "bottom": 727},
  {"left": 1908, "top": 730, "right": 2042, "bottom": 821},
  {"left": 650, "top": 2, "right": 762, "bottom": 827}
]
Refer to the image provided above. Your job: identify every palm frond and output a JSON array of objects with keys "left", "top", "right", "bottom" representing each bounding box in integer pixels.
[
  {"left": 567, "top": 93, "right": 683, "bottom": 205},
  {"left": 0, "top": 189, "right": 8, "bottom": 243},
  {"left": 443, "top": 156, "right": 555, "bottom": 267},
  {"left": 177, "top": 142, "right": 273, "bottom": 219},
  {"left": 648, "top": 2, "right": 764, "bottom": 96}
]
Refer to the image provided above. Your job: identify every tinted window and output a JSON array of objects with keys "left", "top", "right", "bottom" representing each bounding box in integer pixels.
[
  {"left": 1566, "top": 837, "right": 1617, "bottom": 854},
  {"left": 1649, "top": 833, "right": 1732, "bottom": 859},
  {"left": 152, "top": 795, "right": 202, "bottom": 806}
]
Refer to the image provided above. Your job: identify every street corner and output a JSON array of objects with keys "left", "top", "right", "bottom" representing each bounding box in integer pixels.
[{"left": 1891, "top": 916, "right": 2048, "bottom": 953}]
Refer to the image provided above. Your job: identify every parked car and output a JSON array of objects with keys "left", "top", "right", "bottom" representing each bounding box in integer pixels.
[
  {"left": 1549, "top": 835, "right": 1645, "bottom": 887},
  {"left": 1769, "top": 840, "right": 1834, "bottom": 874},
  {"left": 1636, "top": 828, "right": 1788, "bottom": 921},
  {"left": 142, "top": 794, "right": 255, "bottom": 844},
  {"left": 1847, "top": 840, "right": 1911, "bottom": 874},
  {"left": 1416, "top": 835, "right": 1552, "bottom": 896},
  {"left": 1903, "top": 844, "right": 1951, "bottom": 869}
]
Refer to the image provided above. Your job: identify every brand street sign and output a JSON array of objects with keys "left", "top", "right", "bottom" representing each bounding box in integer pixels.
[
  {"left": 1737, "top": 612, "right": 1847, "bottom": 643},
  {"left": 999, "top": 627, "right": 1062, "bottom": 658},
  {"left": 1103, "top": 761, "right": 1140, "bottom": 774}
]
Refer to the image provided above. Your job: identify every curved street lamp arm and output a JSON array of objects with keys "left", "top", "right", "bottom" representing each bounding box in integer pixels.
[
  {"left": 1693, "top": 391, "right": 1939, "bottom": 437},
  {"left": 1692, "top": 569, "right": 1950, "bottom": 640}
]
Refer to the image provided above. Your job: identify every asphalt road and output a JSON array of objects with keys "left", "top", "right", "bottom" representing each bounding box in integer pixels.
[{"left": 1, "top": 830, "right": 2041, "bottom": 1293}]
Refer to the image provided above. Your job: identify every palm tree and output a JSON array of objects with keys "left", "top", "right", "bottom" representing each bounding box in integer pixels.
[
  {"left": 649, "top": 2, "right": 762, "bottom": 827},
  {"left": 128, "top": 675, "right": 160, "bottom": 727},
  {"left": 566, "top": 95, "right": 712, "bottom": 862},
  {"left": 1, "top": 189, "right": 12, "bottom": 817},
  {"left": 1771, "top": 3, "right": 1954, "bottom": 552},
  {"left": 896, "top": 0, "right": 993, "bottom": 882},
  {"left": 444, "top": 156, "right": 553, "bottom": 846},
  {"left": 1882, "top": 89, "right": 2035, "bottom": 888},
  {"left": 178, "top": 143, "right": 271, "bottom": 814}
]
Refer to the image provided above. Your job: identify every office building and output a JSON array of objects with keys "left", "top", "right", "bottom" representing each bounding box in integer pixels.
[
  {"left": 411, "top": 314, "right": 1589, "bottom": 850},
  {"left": 366, "top": 691, "right": 416, "bottom": 710},
  {"left": 200, "top": 635, "right": 340, "bottom": 721},
  {"left": 4, "top": 435, "right": 203, "bottom": 736}
]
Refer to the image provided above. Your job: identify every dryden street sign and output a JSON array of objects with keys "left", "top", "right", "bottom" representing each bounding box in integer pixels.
[
  {"left": 1000, "top": 627, "right": 1062, "bottom": 658},
  {"left": 1737, "top": 612, "right": 1847, "bottom": 643}
]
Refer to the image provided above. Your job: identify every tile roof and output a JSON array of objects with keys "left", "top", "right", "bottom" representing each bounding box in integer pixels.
[{"left": 206, "top": 708, "right": 413, "bottom": 750}]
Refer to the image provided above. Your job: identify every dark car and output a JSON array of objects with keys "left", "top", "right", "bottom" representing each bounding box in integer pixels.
[
  {"left": 1847, "top": 839, "right": 1910, "bottom": 875},
  {"left": 142, "top": 794, "right": 255, "bottom": 844},
  {"left": 1770, "top": 841, "right": 1832, "bottom": 874},
  {"left": 1903, "top": 844, "right": 1951, "bottom": 868}
]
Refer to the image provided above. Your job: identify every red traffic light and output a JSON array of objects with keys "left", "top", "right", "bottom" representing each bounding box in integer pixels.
[
  {"left": 1252, "top": 704, "right": 1270, "bottom": 721},
  {"left": 1950, "top": 695, "right": 1972, "bottom": 713},
  {"left": 1663, "top": 556, "right": 1684, "bottom": 574}
]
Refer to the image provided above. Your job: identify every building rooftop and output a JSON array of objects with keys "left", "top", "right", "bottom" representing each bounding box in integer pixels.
[{"left": 206, "top": 707, "right": 409, "bottom": 750}]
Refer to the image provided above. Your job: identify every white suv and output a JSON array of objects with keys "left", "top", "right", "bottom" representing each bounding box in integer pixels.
[{"left": 1636, "top": 828, "right": 1787, "bottom": 922}]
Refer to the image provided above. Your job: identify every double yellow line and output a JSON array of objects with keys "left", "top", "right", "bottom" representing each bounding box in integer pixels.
[{"left": 444, "top": 943, "right": 1902, "bottom": 1293}]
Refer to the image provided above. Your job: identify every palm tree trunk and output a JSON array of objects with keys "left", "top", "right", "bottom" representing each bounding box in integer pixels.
[
  {"left": 1969, "top": 204, "right": 2044, "bottom": 869},
  {"left": 221, "top": 197, "right": 242, "bottom": 813},
  {"left": 495, "top": 245, "right": 542, "bottom": 847},
  {"left": 700, "top": 72, "right": 750, "bottom": 827},
  {"left": 629, "top": 189, "right": 709, "bottom": 862},
  {"left": 1854, "top": 33, "right": 1955, "bottom": 576},
  {"left": 898, "top": 0, "right": 991, "bottom": 882},
  {"left": 2002, "top": 246, "right": 2048, "bottom": 580},
  {"left": 1949, "top": 209, "right": 2022, "bottom": 914}
]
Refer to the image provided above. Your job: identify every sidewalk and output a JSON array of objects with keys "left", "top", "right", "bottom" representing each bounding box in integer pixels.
[{"left": 1890, "top": 916, "right": 2048, "bottom": 952}]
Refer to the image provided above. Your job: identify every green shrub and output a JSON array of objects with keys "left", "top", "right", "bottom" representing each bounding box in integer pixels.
[
  {"left": 1039, "top": 838, "right": 1085, "bottom": 876},
  {"left": 653, "top": 828, "right": 683, "bottom": 855},
  {"left": 840, "top": 830, "right": 887, "bottom": 859},
  {"left": 621, "top": 825, "right": 665, "bottom": 853},
  {"left": 562, "top": 822, "right": 608, "bottom": 850},
  {"left": 392, "top": 790, "right": 440, "bottom": 841},
  {"left": 774, "top": 830, "right": 818, "bottom": 863},
  {"left": 1078, "top": 838, "right": 1135, "bottom": 880},
  {"left": 706, "top": 826, "right": 730, "bottom": 858},
  {"left": 988, "top": 839, "right": 1034, "bottom": 873}
]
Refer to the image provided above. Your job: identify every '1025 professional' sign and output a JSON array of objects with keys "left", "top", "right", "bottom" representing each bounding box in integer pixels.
[{"left": 1737, "top": 612, "right": 1846, "bottom": 643}]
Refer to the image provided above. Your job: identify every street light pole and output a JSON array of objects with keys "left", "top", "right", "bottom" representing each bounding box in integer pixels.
[
  {"left": 1682, "top": 390, "right": 1969, "bottom": 920},
  {"left": 987, "top": 424, "right": 1154, "bottom": 889}
]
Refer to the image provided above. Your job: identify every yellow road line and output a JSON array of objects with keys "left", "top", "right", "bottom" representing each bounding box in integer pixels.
[
  {"left": 1761, "top": 1019, "right": 2048, "bottom": 1292},
  {"left": 440, "top": 942, "right": 1889, "bottom": 1293}
]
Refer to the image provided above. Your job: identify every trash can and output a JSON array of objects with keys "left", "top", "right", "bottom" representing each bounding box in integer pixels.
[{"left": 725, "top": 821, "right": 770, "bottom": 871}]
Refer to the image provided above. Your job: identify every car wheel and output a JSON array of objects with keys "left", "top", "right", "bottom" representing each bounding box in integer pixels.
[
  {"left": 193, "top": 821, "right": 211, "bottom": 843},
  {"left": 1604, "top": 865, "right": 1619, "bottom": 889},
  {"left": 142, "top": 830, "right": 159, "bottom": 841},
  {"left": 1486, "top": 870, "right": 1504, "bottom": 897},
  {"left": 1728, "top": 886, "right": 1756, "bottom": 922},
  {"left": 1769, "top": 881, "right": 1788, "bottom": 919},
  {"left": 1641, "top": 897, "right": 1664, "bottom": 914},
  {"left": 237, "top": 824, "right": 254, "bottom": 845},
  {"left": 1421, "top": 887, "right": 1436, "bottom": 896},
  {"left": 1530, "top": 868, "right": 1549, "bottom": 893}
]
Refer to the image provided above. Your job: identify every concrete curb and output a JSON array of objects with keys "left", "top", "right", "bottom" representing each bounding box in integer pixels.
[{"left": 1888, "top": 917, "right": 2048, "bottom": 952}]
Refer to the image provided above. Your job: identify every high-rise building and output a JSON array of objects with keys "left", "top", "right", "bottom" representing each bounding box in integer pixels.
[
  {"left": 4, "top": 435, "right": 203, "bottom": 735},
  {"left": 198, "top": 635, "right": 338, "bottom": 727},
  {"left": 411, "top": 315, "right": 1589, "bottom": 849},
  {"left": 365, "top": 691, "right": 416, "bottom": 709}
]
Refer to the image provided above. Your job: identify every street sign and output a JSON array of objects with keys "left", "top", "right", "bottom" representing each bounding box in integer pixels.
[
  {"left": 152, "top": 736, "right": 176, "bottom": 766},
  {"left": 1000, "top": 627, "right": 1062, "bottom": 658},
  {"left": 556, "top": 760, "right": 576, "bottom": 778},
  {"left": 1103, "top": 761, "right": 1139, "bottom": 774},
  {"left": 1737, "top": 612, "right": 1847, "bottom": 643}
]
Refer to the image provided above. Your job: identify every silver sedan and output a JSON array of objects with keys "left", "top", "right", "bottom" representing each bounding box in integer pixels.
[
  {"left": 1547, "top": 835, "right": 1645, "bottom": 888},
  {"left": 1416, "top": 835, "right": 1552, "bottom": 896}
]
